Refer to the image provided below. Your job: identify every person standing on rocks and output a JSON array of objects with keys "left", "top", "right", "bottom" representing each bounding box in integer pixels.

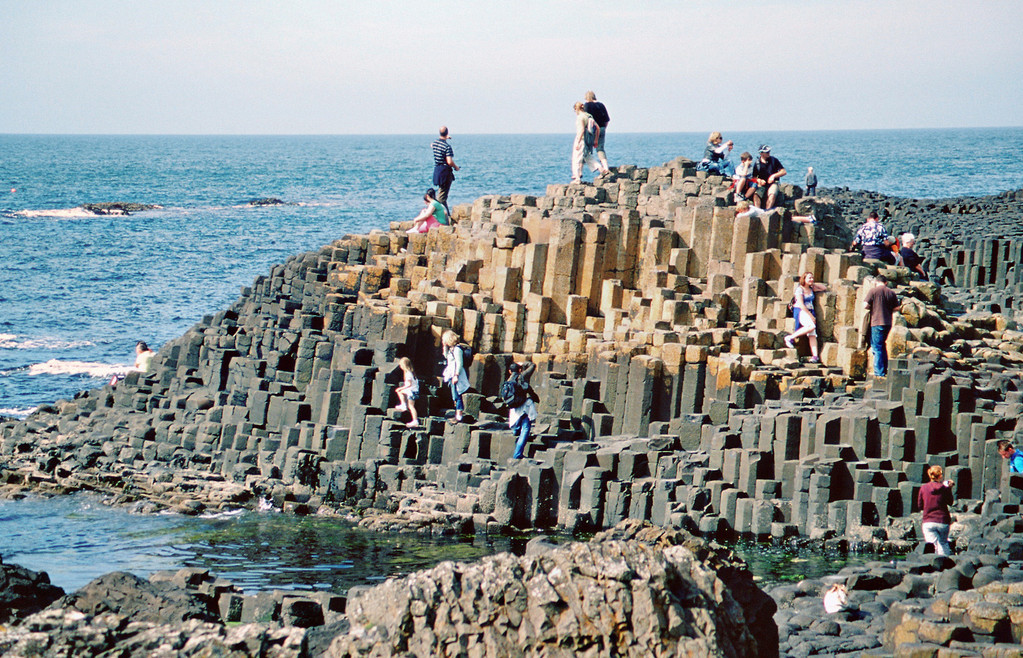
[
  {"left": 863, "top": 274, "right": 901, "bottom": 378},
  {"left": 784, "top": 272, "right": 826, "bottom": 363},
  {"left": 431, "top": 127, "right": 459, "bottom": 215},
  {"left": 751, "top": 145, "right": 786, "bottom": 210},
  {"left": 918, "top": 465, "right": 954, "bottom": 556},
  {"left": 441, "top": 330, "right": 469, "bottom": 424},
  {"left": 997, "top": 440, "right": 1023, "bottom": 473},
  {"left": 850, "top": 211, "right": 895, "bottom": 263},
  {"left": 805, "top": 166, "right": 818, "bottom": 196},
  {"left": 394, "top": 357, "right": 420, "bottom": 428},
  {"left": 582, "top": 91, "right": 611, "bottom": 173},
  {"left": 571, "top": 102, "right": 606, "bottom": 183},
  {"left": 502, "top": 361, "right": 538, "bottom": 459}
]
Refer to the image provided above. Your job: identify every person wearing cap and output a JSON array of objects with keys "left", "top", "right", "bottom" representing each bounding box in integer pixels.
[
  {"left": 751, "top": 145, "right": 787, "bottom": 210},
  {"left": 408, "top": 188, "right": 449, "bottom": 234},
  {"left": 583, "top": 91, "right": 611, "bottom": 173},
  {"left": 851, "top": 211, "right": 895, "bottom": 263},
  {"left": 431, "top": 126, "right": 459, "bottom": 214}
]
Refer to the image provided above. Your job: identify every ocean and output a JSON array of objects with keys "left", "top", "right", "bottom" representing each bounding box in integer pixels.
[
  {"left": 2, "top": 128, "right": 1021, "bottom": 592},
  {"left": 3, "top": 129, "right": 1022, "bottom": 417}
]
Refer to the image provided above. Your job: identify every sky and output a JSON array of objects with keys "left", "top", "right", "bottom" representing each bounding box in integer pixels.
[{"left": 1, "top": 0, "right": 1021, "bottom": 135}]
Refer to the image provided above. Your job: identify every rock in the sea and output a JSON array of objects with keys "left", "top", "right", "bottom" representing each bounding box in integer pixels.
[
  {"left": 0, "top": 561, "right": 64, "bottom": 624},
  {"left": 79, "top": 202, "right": 159, "bottom": 215},
  {"left": 248, "top": 197, "right": 286, "bottom": 206},
  {"left": 327, "top": 519, "right": 777, "bottom": 658}
]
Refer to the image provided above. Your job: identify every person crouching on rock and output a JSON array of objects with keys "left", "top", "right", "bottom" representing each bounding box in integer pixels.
[
  {"left": 503, "top": 361, "right": 538, "bottom": 459},
  {"left": 784, "top": 272, "right": 826, "bottom": 363},
  {"left": 918, "top": 465, "right": 954, "bottom": 557},
  {"left": 408, "top": 188, "right": 449, "bottom": 234},
  {"left": 394, "top": 357, "right": 420, "bottom": 428},
  {"left": 441, "top": 330, "right": 469, "bottom": 424}
]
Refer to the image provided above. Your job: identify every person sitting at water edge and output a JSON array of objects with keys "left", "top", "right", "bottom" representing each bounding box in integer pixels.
[
  {"left": 697, "top": 132, "right": 734, "bottom": 177},
  {"left": 408, "top": 188, "right": 449, "bottom": 234},
  {"left": 751, "top": 145, "right": 786, "bottom": 210},
  {"left": 133, "top": 341, "right": 155, "bottom": 373}
]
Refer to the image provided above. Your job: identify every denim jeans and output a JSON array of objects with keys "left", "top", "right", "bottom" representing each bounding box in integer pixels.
[
  {"left": 512, "top": 414, "right": 532, "bottom": 459},
  {"left": 870, "top": 325, "right": 891, "bottom": 376},
  {"left": 922, "top": 522, "right": 951, "bottom": 556},
  {"left": 448, "top": 381, "right": 464, "bottom": 412}
]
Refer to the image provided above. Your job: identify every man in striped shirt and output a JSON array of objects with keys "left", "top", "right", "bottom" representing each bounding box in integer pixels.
[{"left": 431, "top": 126, "right": 459, "bottom": 214}]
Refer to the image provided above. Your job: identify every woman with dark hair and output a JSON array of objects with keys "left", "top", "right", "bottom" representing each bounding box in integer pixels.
[
  {"left": 408, "top": 188, "right": 449, "bottom": 234},
  {"left": 783, "top": 272, "right": 826, "bottom": 363},
  {"left": 918, "top": 465, "right": 954, "bottom": 556}
]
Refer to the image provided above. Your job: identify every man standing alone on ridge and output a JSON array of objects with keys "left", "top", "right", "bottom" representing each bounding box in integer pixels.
[
  {"left": 431, "top": 126, "right": 459, "bottom": 214},
  {"left": 864, "top": 274, "right": 901, "bottom": 378},
  {"left": 583, "top": 91, "right": 611, "bottom": 174}
]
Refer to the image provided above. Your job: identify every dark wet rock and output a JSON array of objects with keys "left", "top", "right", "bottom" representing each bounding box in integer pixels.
[
  {"left": 248, "top": 197, "right": 286, "bottom": 206},
  {"left": 0, "top": 561, "right": 64, "bottom": 624},
  {"left": 79, "top": 202, "right": 159, "bottom": 215},
  {"left": 61, "top": 571, "right": 220, "bottom": 624}
]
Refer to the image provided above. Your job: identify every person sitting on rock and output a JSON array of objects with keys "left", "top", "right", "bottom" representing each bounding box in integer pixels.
[
  {"left": 408, "top": 188, "right": 449, "bottom": 234},
  {"left": 133, "top": 341, "right": 155, "bottom": 373},
  {"left": 441, "top": 330, "right": 469, "bottom": 424},
  {"left": 784, "top": 272, "right": 826, "bottom": 363},
  {"left": 697, "top": 132, "right": 734, "bottom": 177},
  {"left": 850, "top": 211, "right": 895, "bottom": 263},
  {"left": 900, "top": 233, "right": 928, "bottom": 279},
  {"left": 736, "top": 200, "right": 815, "bottom": 224},
  {"left": 918, "top": 465, "right": 954, "bottom": 557},
  {"left": 997, "top": 440, "right": 1023, "bottom": 473},
  {"left": 394, "top": 356, "right": 420, "bottom": 428},
  {"left": 750, "top": 145, "right": 786, "bottom": 210},
  {"left": 733, "top": 152, "right": 755, "bottom": 200},
  {"left": 502, "top": 361, "right": 538, "bottom": 459}
]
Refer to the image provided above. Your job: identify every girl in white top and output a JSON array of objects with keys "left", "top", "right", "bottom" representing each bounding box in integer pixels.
[
  {"left": 441, "top": 330, "right": 470, "bottom": 423},
  {"left": 394, "top": 356, "right": 420, "bottom": 427}
]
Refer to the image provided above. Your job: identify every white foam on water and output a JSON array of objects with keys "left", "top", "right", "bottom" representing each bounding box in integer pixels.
[
  {"left": 27, "top": 359, "right": 128, "bottom": 378},
  {"left": 198, "top": 508, "right": 247, "bottom": 519},
  {"left": 0, "top": 334, "right": 95, "bottom": 350},
  {"left": 14, "top": 207, "right": 101, "bottom": 219},
  {"left": 0, "top": 407, "right": 36, "bottom": 419}
]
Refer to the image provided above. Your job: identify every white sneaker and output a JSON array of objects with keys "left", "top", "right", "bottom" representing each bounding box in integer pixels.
[{"left": 394, "top": 404, "right": 407, "bottom": 412}]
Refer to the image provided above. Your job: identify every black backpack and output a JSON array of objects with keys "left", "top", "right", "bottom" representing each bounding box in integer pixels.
[
  {"left": 457, "top": 343, "right": 473, "bottom": 370},
  {"left": 501, "top": 377, "right": 527, "bottom": 408}
]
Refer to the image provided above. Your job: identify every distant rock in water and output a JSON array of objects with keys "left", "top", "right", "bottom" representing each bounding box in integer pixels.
[
  {"left": 248, "top": 198, "right": 286, "bottom": 207},
  {"left": 79, "top": 202, "right": 160, "bottom": 216}
]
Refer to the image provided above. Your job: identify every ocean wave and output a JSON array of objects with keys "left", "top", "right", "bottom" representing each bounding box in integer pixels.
[
  {"left": 0, "top": 334, "right": 96, "bottom": 350},
  {"left": 0, "top": 407, "right": 36, "bottom": 419},
  {"left": 27, "top": 359, "right": 128, "bottom": 378},
  {"left": 198, "top": 508, "right": 247, "bottom": 519},
  {"left": 12, "top": 204, "right": 162, "bottom": 219}
]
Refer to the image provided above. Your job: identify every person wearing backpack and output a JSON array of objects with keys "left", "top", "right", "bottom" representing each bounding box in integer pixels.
[
  {"left": 571, "top": 102, "right": 605, "bottom": 183},
  {"left": 441, "top": 330, "right": 470, "bottom": 424},
  {"left": 503, "top": 361, "right": 537, "bottom": 459}
]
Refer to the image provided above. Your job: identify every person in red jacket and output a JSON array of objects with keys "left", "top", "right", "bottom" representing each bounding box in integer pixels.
[{"left": 918, "top": 465, "right": 954, "bottom": 556}]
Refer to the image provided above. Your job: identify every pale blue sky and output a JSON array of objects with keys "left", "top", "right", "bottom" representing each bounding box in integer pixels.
[{"left": 2, "top": 0, "right": 1021, "bottom": 134}]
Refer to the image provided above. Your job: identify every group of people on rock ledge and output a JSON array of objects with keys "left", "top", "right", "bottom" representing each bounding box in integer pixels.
[
  {"left": 697, "top": 133, "right": 818, "bottom": 211},
  {"left": 390, "top": 330, "right": 539, "bottom": 459}
]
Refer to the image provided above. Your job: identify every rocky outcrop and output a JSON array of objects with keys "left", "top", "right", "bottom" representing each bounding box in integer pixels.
[
  {"left": 327, "top": 519, "right": 775, "bottom": 658},
  {"left": 79, "top": 202, "right": 160, "bottom": 215},
  {"left": 0, "top": 560, "right": 64, "bottom": 624},
  {"left": 249, "top": 197, "right": 287, "bottom": 206},
  {"left": 0, "top": 521, "right": 773, "bottom": 657}
]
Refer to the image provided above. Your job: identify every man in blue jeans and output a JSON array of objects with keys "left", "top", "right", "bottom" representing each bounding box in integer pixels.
[{"left": 863, "top": 275, "right": 901, "bottom": 377}]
